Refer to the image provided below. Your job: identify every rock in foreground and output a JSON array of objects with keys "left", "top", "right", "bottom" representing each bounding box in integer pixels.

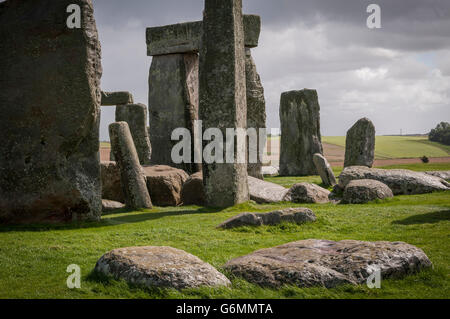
[
  {"left": 424, "top": 171, "right": 450, "bottom": 182},
  {"left": 339, "top": 166, "right": 450, "bottom": 195},
  {"left": 248, "top": 176, "right": 289, "bottom": 203},
  {"left": 284, "top": 183, "right": 330, "bottom": 203},
  {"left": 224, "top": 239, "right": 432, "bottom": 288},
  {"left": 342, "top": 179, "right": 393, "bottom": 204},
  {"left": 95, "top": 246, "right": 230, "bottom": 290},
  {"left": 217, "top": 208, "right": 316, "bottom": 229}
]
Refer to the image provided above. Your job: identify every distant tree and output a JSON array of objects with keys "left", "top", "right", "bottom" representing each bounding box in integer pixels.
[{"left": 429, "top": 122, "right": 450, "bottom": 146}]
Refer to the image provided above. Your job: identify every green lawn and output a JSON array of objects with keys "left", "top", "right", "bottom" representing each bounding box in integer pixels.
[
  {"left": 323, "top": 136, "right": 450, "bottom": 159},
  {"left": 0, "top": 163, "right": 449, "bottom": 299}
]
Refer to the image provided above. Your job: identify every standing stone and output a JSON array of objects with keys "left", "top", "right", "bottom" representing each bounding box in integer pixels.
[
  {"left": 245, "top": 48, "right": 266, "bottom": 180},
  {"left": 199, "top": 0, "right": 249, "bottom": 207},
  {"left": 115, "top": 104, "right": 152, "bottom": 165},
  {"left": 313, "top": 153, "right": 337, "bottom": 187},
  {"left": 344, "top": 118, "right": 376, "bottom": 168},
  {"left": 279, "top": 90, "right": 324, "bottom": 176},
  {"left": 148, "top": 53, "right": 199, "bottom": 174},
  {"left": 0, "top": 0, "right": 102, "bottom": 224},
  {"left": 109, "top": 122, "right": 152, "bottom": 209}
]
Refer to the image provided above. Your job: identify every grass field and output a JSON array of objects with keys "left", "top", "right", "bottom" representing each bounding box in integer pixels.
[
  {"left": 322, "top": 136, "right": 450, "bottom": 159},
  {"left": 0, "top": 163, "right": 449, "bottom": 299}
]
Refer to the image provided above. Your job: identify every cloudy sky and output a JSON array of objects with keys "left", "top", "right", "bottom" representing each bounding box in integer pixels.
[{"left": 94, "top": 0, "right": 450, "bottom": 141}]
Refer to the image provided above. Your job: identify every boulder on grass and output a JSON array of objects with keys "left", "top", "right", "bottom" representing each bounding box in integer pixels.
[
  {"left": 283, "top": 183, "right": 330, "bottom": 203},
  {"left": 95, "top": 246, "right": 231, "bottom": 290},
  {"left": 102, "top": 199, "right": 125, "bottom": 212},
  {"left": 217, "top": 208, "right": 316, "bottom": 229},
  {"left": 142, "top": 165, "right": 189, "bottom": 207},
  {"left": 342, "top": 179, "right": 393, "bottom": 204},
  {"left": 424, "top": 171, "right": 450, "bottom": 182},
  {"left": 224, "top": 239, "right": 432, "bottom": 288},
  {"left": 339, "top": 166, "right": 450, "bottom": 195},
  {"left": 181, "top": 172, "right": 205, "bottom": 206},
  {"left": 248, "top": 176, "right": 289, "bottom": 203}
]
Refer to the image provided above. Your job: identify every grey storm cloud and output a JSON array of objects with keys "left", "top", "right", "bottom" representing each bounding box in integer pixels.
[{"left": 93, "top": 0, "right": 450, "bottom": 140}]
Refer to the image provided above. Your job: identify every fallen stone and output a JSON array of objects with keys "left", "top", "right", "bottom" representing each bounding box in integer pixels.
[
  {"left": 339, "top": 166, "right": 450, "bottom": 195},
  {"left": 101, "top": 161, "right": 125, "bottom": 203},
  {"left": 313, "top": 153, "right": 337, "bottom": 187},
  {"left": 342, "top": 179, "right": 393, "bottom": 204},
  {"left": 116, "top": 104, "right": 152, "bottom": 165},
  {"left": 424, "top": 171, "right": 450, "bottom": 181},
  {"left": 248, "top": 176, "right": 289, "bottom": 204},
  {"left": 262, "top": 166, "right": 279, "bottom": 177},
  {"left": 224, "top": 239, "right": 432, "bottom": 288},
  {"left": 95, "top": 246, "right": 231, "bottom": 290},
  {"left": 142, "top": 165, "right": 189, "bottom": 207},
  {"left": 181, "top": 172, "right": 205, "bottom": 206},
  {"left": 279, "top": 90, "right": 324, "bottom": 176},
  {"left": 284, "top": 183, "right": 330, "bottom": 203},
  {"left": 148, "top": 53, "right": 200, "bottom": 174},
  {"left": 0, "top": 0, "right": 102, "bottom": 224},
  {"left": 344, "top": 118, "right": 375, "bottom": 168},
  {"left": 102, "top": 199, "right": 125, "bottom": 212},
  {"left": 146, "top": 15, "right": 260, "bottom": 56},
  {"left": 101, "top": 91, "right": 133, "bottom": 106},
  {"left": 217, "top": 208, "right": 316, "bottom": 229},
  {"left": 109, "top": 122, "right": 152, "bottom": 209},
  {"left": 199, "top": 0, "right": 249, "bottom": 207}
]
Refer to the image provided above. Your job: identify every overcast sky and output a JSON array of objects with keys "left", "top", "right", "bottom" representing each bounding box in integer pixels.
[{"left": 94, "top": 0, "right": 450, "bottom": 141}]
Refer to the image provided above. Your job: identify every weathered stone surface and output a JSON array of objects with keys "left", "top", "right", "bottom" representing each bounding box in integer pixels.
[
  {"left": 148, "top": 53, "right": 200, "bottom": 174},
  {"left": 95, "top": 246, "right": 231, "bottom": 290},
  {"left": 102, "top": 199, "right": 125, "bottom": 212},
  {"left": 217, "top": 208, "right": 316, "bottom": 229},
  {"left": 246, "top": 48, "right": 266, "bottom": 180},
  {"left": 116, "top": 104, "right": 152, "bottom": 165},
  {"left": 313, "top": 153, "right": 337, "bottom": 187},
  {"left": 342, "top": 179, "right": 393, "bottom": 204},
  {"left": 146, "top": 15, "right": 261, "bottom": 56},
  {"left": 101, "top": 161, "right": 125, "bottom": 203},
  {"left": 424, "top": 171, "right": 450, "bottom": 181},
  {"left": 181, "top": 172, "right": 205, "bottom": 206},
  {"left": 279, "top": 90, "right": 323, "bottom": 176},
  {"left": 262, "top": 166, "right": 279, "bottom": 177},
  {"left": 339, "top": 166, "right": 450, "bottom": 195},
  {"left": 248, "top": 176, "right": 289, "bottom": 204},
  {"left": 109, "top": 122, "right": 152, "bottom": 209},
  {"left": 101, "top": 91, "right": 133, "bottom": 106},
  {"left": 344, "top": 118, "right": 375, "bottom": 168},
  {"left": 0, "top": 0, "right": 102, "bottom": 224},
  {"left": 283, "top": 183, "right": 330, "bottom": 204},
  {"left": 199, "top": 0, "right": 249, "bottom": 207},
  {"left": 142, "top": 165, "right": 189, "bottom": 207},
  {"left": 224, "top": 239, "right": 432, "bottom": 288}
]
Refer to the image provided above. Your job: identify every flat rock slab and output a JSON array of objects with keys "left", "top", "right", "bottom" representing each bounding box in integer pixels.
[
  {"left": 262, "top": 166, "right": 279, "bottom": 177},
  {"left": 224, "top": 239, "right": 432, "bottom": 288},
  {"left": 248, "top": 176, "right": 289, "bottom": 204},
  {"left": 101, "top": 91, "right": 133, "bottom": 106},
  {"left": 217, "top": 208, "right": 316, "bottom": 229},
  {"left": 342, "top": 179, "right": 393, "bottom": 204},
  {"left": 95, "top": 246, "right": 231, "bottom": 290},
  {"left": 284, "top": 183, "right": 330, "bottom": 203},
  {"left": 424, "top": 171, "right": 450, "bottom": 181},
  {"left": 339, "top": 166, "right": 450, "bottom": 195},
  {"left": 142, "top": 165, "right": 189, "bottom": 207},
  {"left": 102, "top": 199, "right": 125, "bottom": 212}
]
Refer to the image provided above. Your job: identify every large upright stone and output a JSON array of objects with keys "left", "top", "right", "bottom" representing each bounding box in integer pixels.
[
  {"left": 116, "top": 104, "right": 152, "bottom": 165},
  {"left": 279, "top": 90, "right": 324, "bottom": 176},
  {"left": 344, "top": 118, "right": 376, "bottom": 168},
  {"left": 148, "top": 53, "right": 199, "bottom": 173},
  {"left": 313, "top": 153, "right": 337, "bottom": 187},
  {"left": 245, "top": 49, "right": 266, "bottom": 180},
  {"left": 109, "top": 122, "right": 152, "bottom": 209},
  {"left": 0, "top": 0, "right": 102, "bottom": 224},
  {"left": 199, "top": 0, "right": 249, "bottom": 207}
]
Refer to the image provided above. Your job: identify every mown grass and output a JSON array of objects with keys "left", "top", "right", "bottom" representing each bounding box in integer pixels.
[
  {"left": 0, "top": 184, "right": 449, "bottom": 299},
  {"left": 322, "top": 136, "right": 450, "bottom": 159}
]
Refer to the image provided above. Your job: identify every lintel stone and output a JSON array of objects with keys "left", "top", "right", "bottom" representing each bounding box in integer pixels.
[
  {"left": 101, "top": 91, "right": 134, "bottom": 106},
  {"left": 146, "top": 14, "right": 261, "bottom": 56}
]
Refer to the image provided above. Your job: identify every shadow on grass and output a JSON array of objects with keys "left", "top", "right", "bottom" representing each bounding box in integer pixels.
[
  {"left": 392, "top": 210, "right": 450, "bottom": 225},
  {"left": 0, "top": 206, "right": 223, "bottom": 233}
]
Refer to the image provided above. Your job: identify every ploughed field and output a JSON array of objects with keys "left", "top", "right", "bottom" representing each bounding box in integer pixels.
[{"left": 0, "top": 162, "right": 449, "bottom": 299}]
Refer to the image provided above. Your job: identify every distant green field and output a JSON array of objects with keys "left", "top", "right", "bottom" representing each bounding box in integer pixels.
[{"left": 323, "top": 136, "right": 450, "bottom": 159}]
